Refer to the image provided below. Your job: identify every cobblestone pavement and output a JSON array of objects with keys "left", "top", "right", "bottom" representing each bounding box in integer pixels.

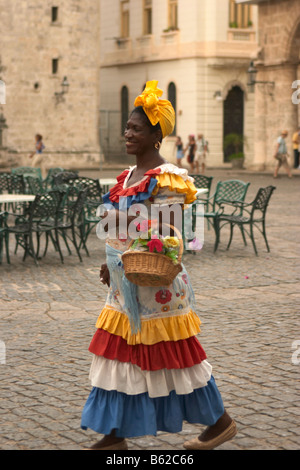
[{"left": 0, "top": 168, "right": 299, "bottom": 451}]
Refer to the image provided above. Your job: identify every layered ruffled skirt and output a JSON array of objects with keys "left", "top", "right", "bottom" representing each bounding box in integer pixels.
[{"left": 81, "top": 244, "right": 224, "bottom": 438}]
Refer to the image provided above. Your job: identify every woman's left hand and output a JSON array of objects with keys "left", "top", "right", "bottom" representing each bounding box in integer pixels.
[{"left": 99, "top": 263, "right": 110, "bottom": 287}]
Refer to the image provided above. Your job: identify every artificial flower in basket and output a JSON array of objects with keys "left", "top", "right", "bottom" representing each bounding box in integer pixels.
[
  {"left": 131, "top": 219, "right": 181, "bottom": 264},
  {"left": 121, "top": 219, "right": 183, "bottom": 287}
]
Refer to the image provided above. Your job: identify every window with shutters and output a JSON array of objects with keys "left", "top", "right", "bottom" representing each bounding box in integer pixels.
[
  {"left": 168, "top": 0, "right": 178, "bottom": 30},
  {"left": 120, "top": 0, "right": 130, "bottom": 38},
  {"left": 143, "top": 0, "right": 152, "bottom": 35},
  {"left": 229, "top": 0, "right": 253, "bottom": 28}
]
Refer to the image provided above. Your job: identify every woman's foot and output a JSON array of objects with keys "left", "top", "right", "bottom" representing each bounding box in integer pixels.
[
  {"left": 87, "top": 433, "right": 128, "bottom": 450},
  {"left": 183, "top": 411, "right": 237, "bottom": 450},
  {"left": 198, "top": 411, "right": 232, "bottom": 441}
]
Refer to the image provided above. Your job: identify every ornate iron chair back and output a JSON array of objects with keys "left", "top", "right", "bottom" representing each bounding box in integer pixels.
[
  {"left": 11, "top": 167, "right": 42, "bottom": 180},
  {"left": 213, "top": 179, "right": 250, "bottom": 213}
]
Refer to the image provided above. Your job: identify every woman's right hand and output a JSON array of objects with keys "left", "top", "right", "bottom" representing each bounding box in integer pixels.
[{"left": 99, "top": 263, "right": 110, "bottom": 287}]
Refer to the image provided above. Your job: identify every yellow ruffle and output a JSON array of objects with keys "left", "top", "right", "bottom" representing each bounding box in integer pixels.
[
  {"left": 95, "top": 306, "right": 201, "bottom": 345},
  {"left": 152, "top": 173, "right": 197, "bottom": 204}
]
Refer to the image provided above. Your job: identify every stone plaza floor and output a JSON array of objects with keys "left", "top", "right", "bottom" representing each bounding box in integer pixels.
[{"left": 0, "top": 168, "right": 299, "bottom": 451}]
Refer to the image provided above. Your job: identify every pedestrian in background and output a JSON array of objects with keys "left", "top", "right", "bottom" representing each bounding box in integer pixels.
[
  {"left": 196, "top": 133, "right": 207, "bottom": 174},
  {"left": 292, "top": 127, "right": 300, "bottom": 169},
  {"left": 273, "top": 130, "right": 292, "bottom": 178},
  {"left": 185, "top": 135, "right": 197, "bottom": 174},
  {"left": 175, "top": 136, "right": 184, "bottom": 168},
  {"left": 29, "top": 134, "right": 46, "bottom": 177}
]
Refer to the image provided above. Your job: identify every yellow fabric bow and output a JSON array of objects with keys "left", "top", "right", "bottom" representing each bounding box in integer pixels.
[{"left": 134, "top": 80, "right": 175, "bottom": 138}]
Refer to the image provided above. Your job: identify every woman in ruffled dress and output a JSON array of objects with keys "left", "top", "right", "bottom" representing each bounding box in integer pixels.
[{"left": 81, "top": 81, "right": 237, "bottom": 450}]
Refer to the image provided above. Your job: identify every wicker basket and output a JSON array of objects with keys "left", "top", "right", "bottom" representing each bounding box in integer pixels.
[{"left": 122, "top": 225, "right": 183, "bottom": 287}]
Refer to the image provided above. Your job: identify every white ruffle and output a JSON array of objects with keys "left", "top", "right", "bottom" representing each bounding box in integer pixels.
[
  {"left": 125, "top": 164, "right": 194, "bottom": 186},
  {"left": 89, "top": 356, "right": 212, "bottom": 398},
  {"left": 156, "top": 163, "right": 194, "bottom": 182}
]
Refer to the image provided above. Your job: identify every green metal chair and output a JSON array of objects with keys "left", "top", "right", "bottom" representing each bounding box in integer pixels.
[
  {"left": 25, "top": 176, "right": 47, "bottom": 195},
  {"left": 191, "top": 174, "right": 214, "bottom": 232},
  {"left": 0, "top": 173, "right": 11, "bottom": 194},
  {"left": 51, "top": 171, "right": 79, "bottom": 189},
  {"left": 0, "top": 173, "right": 26, "bottom": 194},
  {"left": 217, "top": 186, "right": 276, "bottom": 255},
  {"left": 0, "top": 211, "right": 10, "bottom": 264},
  {"left": 55, "top": 176, "right": 102, "bottom": 246},
  {"left": 0, "top": 173, "right": 27, "bottom": 214},
  {"left": 11, "top": 167, "right": 42, "bottom": 180},
  {"left": 55, "top": 189, "right": 88, "bottom": 262},
  {"left": 57, "top": 176, "right": 102, "bottom": 202},
  {"left": 192, "top": 174, "right": 213, "bottom": 210},
  {"left": 71, "top": 177, "right": 102, "bottom": 244},
  {"left": 8, "top": 191, "right": 63, "bottom": 265},
  {"left": 51, "top": 176, "right": 101, "bottom": 254},
  {"left": 43, "top": 168, "right": 77, "bottom": 189},
  {"left": 10, "top": 174, "right": 26, "bottom": 194},
  {"left": 43, "top": 167, "right": 64, "bottom": 187},
  {"left": 192, "top": 179, "right": 250, "bottom": 252}
]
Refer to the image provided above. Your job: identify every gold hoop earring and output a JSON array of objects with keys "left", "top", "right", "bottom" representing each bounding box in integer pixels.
[{"left": 154, "top": 141, "right": 161, "bottom": 150}]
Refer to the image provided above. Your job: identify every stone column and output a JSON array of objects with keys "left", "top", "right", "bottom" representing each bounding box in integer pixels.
[
  {"left": 251, "top": 63, "right": 298, "bottom": 170},
  {"left": 268, "top": 63, "right": 298, "bottom": 162},
  {"left": 297, "top": 64, "right": 300, "bottom": 125},
  {"left": 251, "top": 75, "right": 268, "bottom": 171}
]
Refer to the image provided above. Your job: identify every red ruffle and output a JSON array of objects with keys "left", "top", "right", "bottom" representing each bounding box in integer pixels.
[
  {"left": 88, "top": 328, "right": 207, "bottom": 371},
  {"left": 108, "top": 168, "right": 161, "bottom": 204},
  {"left": 144, "top": 168, "right": 162, "bottom": 176}
]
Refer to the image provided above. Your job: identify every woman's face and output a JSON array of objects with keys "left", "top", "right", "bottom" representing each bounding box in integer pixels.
[{"left": 124, "top": 111, "right": 155, "bottom": 155}]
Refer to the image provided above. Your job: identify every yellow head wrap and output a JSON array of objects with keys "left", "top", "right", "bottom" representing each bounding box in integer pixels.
[{"left": 134, "top": 80, "right": 175, "bottom": 138}]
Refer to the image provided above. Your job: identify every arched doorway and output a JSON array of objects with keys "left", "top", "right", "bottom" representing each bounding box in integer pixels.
[
  {"left": 168, "top": 82, "right": 176, "bottom": 136},
  {"left": 223, "top": 86, "right": 244, "bottom": 162},
  {"left": 121, "top": 85, "right": 129, "bottom": 135}
]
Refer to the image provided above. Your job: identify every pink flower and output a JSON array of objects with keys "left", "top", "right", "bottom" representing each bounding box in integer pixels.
[
  {"left": 139, "top": 219, "right": 150, "bottom": 232},
  {"left": 188, "top": 238, "right": 202, "bottom": 251},
  {"left": 134, "top": 219, "right": 158, "bottom": 232},
  {"left": 147, "top": 238, "right": 164, "bottom": 253},
  {"left": 182, "top": 273, "right": 188, "bottom": 284}
]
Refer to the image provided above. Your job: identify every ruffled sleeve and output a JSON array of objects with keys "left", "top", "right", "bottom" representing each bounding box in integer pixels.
[
  {"left": 151, "top": 164, "right": 197, "bottom": 205},
  {"left": 102, "top": 168, "right": 161, "bottom": 210}
]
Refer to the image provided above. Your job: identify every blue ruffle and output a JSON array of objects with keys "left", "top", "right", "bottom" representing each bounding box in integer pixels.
[{"left": 81, "top": 376, "right": 224, "bottom": 438}]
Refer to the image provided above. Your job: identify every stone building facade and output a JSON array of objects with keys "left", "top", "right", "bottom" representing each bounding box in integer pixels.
[
  {"left": 0, "top": 0, "right": 101, "bottom": 171},
  {"left": 99, "top": 0, "right": 259, "bottom": 168},
  {"left": 239, "top": 0, "right": 300, "bottom": 170},
  {"left": 3, "top": 1, "right": 297, "bottom": 172}
]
